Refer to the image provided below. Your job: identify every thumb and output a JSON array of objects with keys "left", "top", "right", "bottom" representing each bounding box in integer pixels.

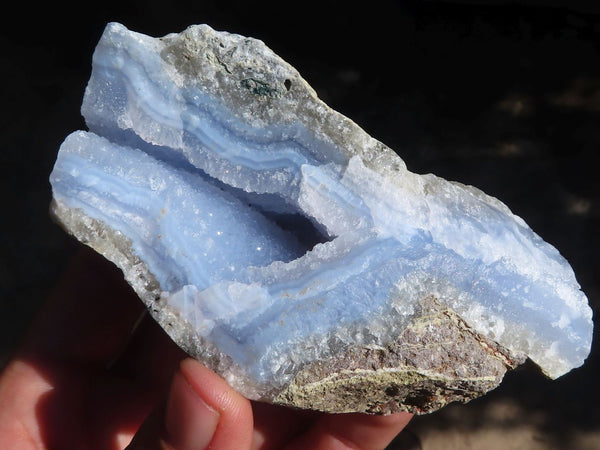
[{"left": 127, "top": 358, "right": 254, "bottom": 450}]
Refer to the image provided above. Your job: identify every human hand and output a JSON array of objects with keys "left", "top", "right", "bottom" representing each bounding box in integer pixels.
[{"left": 0, "top": 246, "right": 412, "bottom": 449}]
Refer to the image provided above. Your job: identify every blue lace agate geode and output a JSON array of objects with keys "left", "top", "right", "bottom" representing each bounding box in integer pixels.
[{"left": 49, "top": 23, "right": 593, "bottom": 414}]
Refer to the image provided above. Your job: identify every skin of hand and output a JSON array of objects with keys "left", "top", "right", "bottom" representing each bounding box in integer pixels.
[{"left": 0, "top": 245, "right": 412, "bottom": 449}]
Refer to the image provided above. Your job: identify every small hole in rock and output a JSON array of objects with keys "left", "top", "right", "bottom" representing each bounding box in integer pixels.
[
  {"left": 284, "top": 79, "right": 292, "bottom": 91},
  {"left": 385, "top": 385, "right": 400, "bottom": 397}
]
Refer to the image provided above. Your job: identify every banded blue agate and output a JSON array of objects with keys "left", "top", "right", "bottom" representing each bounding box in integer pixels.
[{"left": 49, "top": 23, "right": 593, "bottom": 414}]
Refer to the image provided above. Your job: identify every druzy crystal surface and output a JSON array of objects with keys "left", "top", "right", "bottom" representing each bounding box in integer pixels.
[{"left": 49, "top": 23, "right": 593, "bottom": 414}]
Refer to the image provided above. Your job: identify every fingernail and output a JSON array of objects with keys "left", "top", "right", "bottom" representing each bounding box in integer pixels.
[{"left": 165, "top": 370, "right": 220, "bottom": 449}]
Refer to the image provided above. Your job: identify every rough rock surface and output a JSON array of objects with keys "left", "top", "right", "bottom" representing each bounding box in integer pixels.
[{"left": 275, "top": 296, "right": 526, "bottom": 414}]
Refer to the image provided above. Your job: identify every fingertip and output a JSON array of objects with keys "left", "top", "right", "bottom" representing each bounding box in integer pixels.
[
  {"left": 164, "top": 369, "right": 220, "bottom": 449},
  {"left": 129, "top": 359, "right": 254, "bottom": 450},
  {"left": 178, "top": 359, "right": 254, "bottom": 449}
]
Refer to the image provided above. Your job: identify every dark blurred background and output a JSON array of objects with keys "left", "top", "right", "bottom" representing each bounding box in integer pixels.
[{"left": 1, "top": 1, "right": 598, "bottom": 448}]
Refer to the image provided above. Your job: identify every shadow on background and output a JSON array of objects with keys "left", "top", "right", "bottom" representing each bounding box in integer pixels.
[{"left": 1, "top": 1, "right": 598, "bottom": 448}]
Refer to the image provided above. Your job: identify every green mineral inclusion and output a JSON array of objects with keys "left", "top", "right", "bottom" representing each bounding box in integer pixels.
[{"left": 240, "top": 77, "right": 280, "bottom": 98}]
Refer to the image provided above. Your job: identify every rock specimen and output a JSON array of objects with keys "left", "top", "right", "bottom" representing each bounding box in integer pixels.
[{"left": 49, "top": 23, "right": 593, "bottom": 414}]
